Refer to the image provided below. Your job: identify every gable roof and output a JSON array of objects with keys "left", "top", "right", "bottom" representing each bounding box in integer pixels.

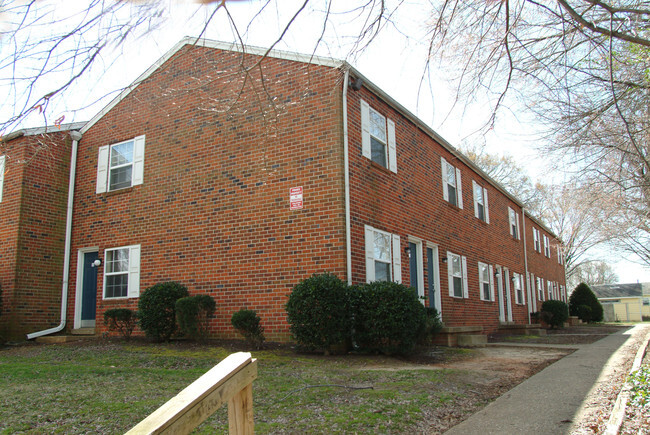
[{"left": 591, "top": 283, "right": 650, "bottom": 299}]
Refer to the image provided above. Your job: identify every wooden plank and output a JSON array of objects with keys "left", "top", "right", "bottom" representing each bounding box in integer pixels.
[
  {"left": 127, "top": 352, "right": 257, "bottom": 435},
  {"left": 228, "top": 383, "right": 254, "bottom": 435}
]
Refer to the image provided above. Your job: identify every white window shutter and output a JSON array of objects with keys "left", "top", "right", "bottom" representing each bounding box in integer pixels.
[
  {"left": 360, "top": 100, "right": 371, "bottom": 160},
  {"left": 128, "top": 245, "right": 141, "bottom": 298},
  {"left": 472, "top": 180, "right": 479, "bottom": 219},
  {"left": 132, "top": 135, "right": 146, "bottom": 186},
  {"left": 529, "top": 273, "right": 537, "bottom": 311},
  {"left": 392, "top": 234, "right": 401, "bottom": 284},
  {"left": 447, "top": 251, "right": 454, "bottom": 297},
  {"left": 489, "top": 265, "right": 495, "bottom": 301},
  {"left": 0, "top": 155, "right": 5, "bottom": 203},
  {"left": 456, "top": 168, "right": 463, "bottom": 209},
  {"left": 441, "top": 157, "right": 449, "bottom": 202},
  {"left": 516, "top": 212, "right": 521, "bottom": 239},
  {"left": 387, "top": 119, "right": 397, "bottom": 173},
  {"left": 96, "top": 145, "right": 109, "bottom": 194},
  {"left": 462, "top": 256, "right": 469, "bottom": 298},
  {"left": 365, "top": 225, "right": 375, "bottom": 283},
  {"left": 484, "top": 188, "right": 490, "bottom": 224},
  {"left": 520, "top": 274, "right": 526, "bottom": 305}
]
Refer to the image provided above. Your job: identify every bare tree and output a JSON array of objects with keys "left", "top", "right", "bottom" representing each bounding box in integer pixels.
[
  {"left": 568, "top": 260, "right": 619, "bottom": 288},
  {"left": 428, "top": 0, "right": 650, "bottom": 264}
]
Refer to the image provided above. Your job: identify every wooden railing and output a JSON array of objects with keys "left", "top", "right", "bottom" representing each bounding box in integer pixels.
[{"left": 127, "top": 352, "right": 258, "bottom": 435}]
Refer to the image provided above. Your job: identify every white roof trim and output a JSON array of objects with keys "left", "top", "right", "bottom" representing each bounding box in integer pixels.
[{"left": 80, "top": 37, "right": 343, "bottom": 134}]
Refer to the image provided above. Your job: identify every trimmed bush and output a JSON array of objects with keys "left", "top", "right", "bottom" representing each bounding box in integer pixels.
[
  {"left": 569, "top": 283, "right": 603, "bottom": 322},
  {"left": 138, "top": 282, "right": 189, "bottom": 342},
  {"left": 541, "top": 300, "right": 569, "bottom": 328},
  {"left": 103, "top": 308, "right": 137, "bottom": 340},
  {"left": 351, "top": 281, "right": 427, "bottom": 355},
  {"left": 576, "top": 304, "right": 592, "bottom": 322},
  {"left": 285, "top": 273, "right": 352, "bottom": 352},
  {"left": 176, "top": 295, "right": 216, "bottom": 341},
  {"left": 420, "top": 307, "right": 443, "bottom": 344},
  {"left": 231, "top": 309, "right": 265, "bottom": 349}
]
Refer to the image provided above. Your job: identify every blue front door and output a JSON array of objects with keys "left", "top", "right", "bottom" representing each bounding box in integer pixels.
[
  {"left": 409, "top": 242, "right": 418, "bottom": 294},
  {"left": 81, "top": 252, "right": 98, "bottom": 326}
]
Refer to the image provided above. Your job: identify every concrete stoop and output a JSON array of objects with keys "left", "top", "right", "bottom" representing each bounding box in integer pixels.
[
  {"left": 497, "top": 323, "right": 547, "bottom": 336},
  {"left": 35, "top": 328, "right": 96, "bottom": 344},
  {"left": 457, "top": 334, "right": 488, "bottom": 347},
  {"left": 433, "top": 326, "right": 485, "bottom": 347}
]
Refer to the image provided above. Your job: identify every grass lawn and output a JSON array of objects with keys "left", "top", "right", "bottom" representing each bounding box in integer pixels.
[{"left": 0, "top": 340, "right": 479, "bottom": 434}]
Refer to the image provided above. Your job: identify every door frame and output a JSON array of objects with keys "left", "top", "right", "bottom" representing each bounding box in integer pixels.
[
  {"left": 426, "top": 242, "right": 442, "bottom": 314},
  {"left": 496, "top": 265, "right": 505, "bottom": 322},
  {"left": 408, "top": 237, "right": 425, "bottom": 304},
  {"left": 504, "top": 267, "right": 513, "bottom": 322},
  {"left": 74, "top": 247, "right": 99, "bottom": 329}
]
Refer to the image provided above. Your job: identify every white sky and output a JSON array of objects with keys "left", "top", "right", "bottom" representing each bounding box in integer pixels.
[{"left": 4, "top": 0, "right": 649, "bottom": 283}]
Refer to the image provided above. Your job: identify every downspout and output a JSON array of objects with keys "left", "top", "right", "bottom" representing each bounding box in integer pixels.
[
  {"left": 342, "top": 68, "right": 352, "bottom": 285},
  {"left": 27, "top": 130, "right": 82, "bottom": 339},
  {"left": 521, "top": 206, "right": 531, "bottom": 324}
]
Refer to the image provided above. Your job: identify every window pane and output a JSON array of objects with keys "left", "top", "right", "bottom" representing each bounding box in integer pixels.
[
  {"left": 110, "top": 141, "right": 134, "bottom": 167},
  {"left": 483, "top": 283, "right": 491, "bottom": 300},
  {"left": 369, "top": 109, "right": 386, "bottom": 142},
  {"left": 370, "top": 137, "right": 387, "bottom": 167},
  {"left": 106, "top": 273, "right": 128, "bottom": 298},
  {"left": 453, "top": 276, "right": 463, "bottom": 297},
  {"left": 374, "top": 232, "right": 391, "bottom": 261},
  {"left": 106, "top": 249, "right": 129, "bottom": 273},
  {"left": 478, "top": 204, "right": 484, "bottom": 221},
  {"left": 481, "top": 264, "right": 489, "bottom": 282},
  {"left": 451, "top": 255, "right": 461, "bottom": 276},
  {"left": 109, "top": 165, "right": 133, "bottom": 190},
  {"left": 447, "top": 185, "right": 457, "bottom": 206},
  {"left": 474, "top": 184, "right": 483, "bottom": 204},
  {"left": 375, "top": 260, "right": 391, "bottom": 282},
  {"left": 445, "top": 163, "right": 456, "bottom": 187}
]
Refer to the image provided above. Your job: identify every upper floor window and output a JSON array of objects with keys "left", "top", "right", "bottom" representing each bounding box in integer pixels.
[
  {"left": 447, "top": 251, "right": 468, "bottom": 298},
  {"left": 543, "top": 235, "right": 551, "bottom": 257},
  {"left": 96, "top": 135, "right": 145, "bottom": 193},
  {"left": 365, "top": 225, "right": 401, "bottom": 283},
  {"left": 0, "top": 155, "right": 5, "bottom": 203},
  {"left": 557, "top": 246, "right": 564, "bottom": 265},
  {"left": 508, "top": 207, "right": 520, "bottom": 240},
  {"left": 104, "top": 244, "right": 140, "bottom": 299},
  {"left": 441, "top": 157, "right": 463, "bottom": 208},
  {"left": 537, "top": 277, "right": 544, "bottom": 301},
  {"left": 478, "top": 262, "right": 494, "bottom": 301},
  {"left": 547, "top": 280, "right": 554, "bottom": 300},
  {"left": 472, "top": 181, "right": 489, "bottom": 223},
  {"left": 533, "top": 228, "right": 541, "bottom": 252},
  {"left": 513, "top": 272, "right": 525, "bottom": 305},
  {"left": 360, "top": 100, "right": 396, "bottom": 173}
]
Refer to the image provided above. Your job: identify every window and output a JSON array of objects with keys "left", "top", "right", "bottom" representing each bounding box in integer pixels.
[
  {"left": 103, "top": 245, "right": 140, "bottom": 299},
  {"left": 643, "top": 298, "right": 650, "bottom": 306},
  {"left": 508, "top": 207, "right": 520, "bottom": 239},
  {"left": 96, "top": 135, "right": 145, "bottom": 193},
  {"left": 557, "top": 246, "right": 564, "bottom": 265},
  {"left": 0, "top": 155, "right": 5, "bottom": 203},
  {"left": 472, "top": 181, "right": 489, "bottom": 223},
  {"left": 365, "top": 225, "right": 401, "bottom": 283},
  {"left": 560, "top": 285, "right": 566, "bottom": 302},
  {"left": 533, "top": 228, "right": 541, "bottom": 252},
  {"left": 361, "top": 100, "right": 396, "bottom": 172},
  {"left": 543, "top": 235, "right": 551, "bottom": 257},
  {"left": 441, "top": 157, "right": 463, "bottom": 208},
  {"left": 447, "top": 252, "right": 468, "bottom": 298},
  {"left": 547, "top": 281, "right": 553, "bottom": 300},
  {"left": 478, "top": 262, "right": 494, "bottom": 301},
  {"left": 537, "top": 277, "right": 544, "bottom": 301},
  {"left": 513, "top": 272, "right": 525, "bottom": 305}
]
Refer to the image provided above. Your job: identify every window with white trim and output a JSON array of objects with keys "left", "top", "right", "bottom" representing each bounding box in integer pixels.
[
  {"left": 560, "top": 285, "right": 566, "bottom": 302},
  {"left": 508, "top": 207, "right": 520, "bottom": 240},
  {"left": 441, "top": 157, "right": 463, "bottom": 208},
  {"left": 533, "top": 228, "right": 541, "bottom": 252},
  {"left": 537, "top": 277, "right": 544, "bottom": 301},
  {"left": 472, "top": 181, "right": 489, "bottom": 223},
  {"left": 543, "top": 235, "right": 551, "bottom": 257},
  {"left": 513, "top": 272, "right": 525, "bottom": 305},
  {"left": 361, "top": 100, "right": 397, "bottom": 172},
  {"left": 96, "top": 135, "right": 145, "bottom": 193},
  {"left": 103, "top": 245, "right": 140, "bottom": 299},
  {"left": 365, "top": 225, "right": 401, "bottom": 283},
  {"left": 557, "top": 245, "right": 564, "bottom": 265},
  {"left": 478, "top": 262, "right": 495, "bottom": 301},
  {"left": 0, "top": 155, "right": 5, "bottom": 203},
  {"left": 447, "top": 252, "right": 468, "bottom": 298},
  {"left": 547, "top": 281, "right": 553, "bottom": 300}
]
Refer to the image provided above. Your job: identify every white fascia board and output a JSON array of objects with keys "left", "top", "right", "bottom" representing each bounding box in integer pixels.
[{"left": 81, "top": 37, "right": 344, "bottom": 134}]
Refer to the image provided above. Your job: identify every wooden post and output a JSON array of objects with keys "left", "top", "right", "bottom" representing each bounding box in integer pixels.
[{"left": 127, "top": 352, "right": 257, "bottom": 435}]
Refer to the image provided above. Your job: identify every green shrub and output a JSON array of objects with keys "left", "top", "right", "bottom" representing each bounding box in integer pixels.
[
  {"left": 285, "top": 273, "right": 352, "bottom": 352},
  {"left": 576, "top": 304, "right": 592, "bottom": 322},
  {"left": 176, "top": 295, "right": 216, "bottom": 341},
  {"left": 419, "top": 307, "right": 443, "bottom": 344},
  {"left": 103, "top": 308, "right": 137, "bottom": 340},
  {"left": 541, "top": 300, "right": 569, "bottom": 329},
  {"left": 351, "top": 281, "right": 427, "bottom": 355},
  {"left": 569, "top": 283, "right": 603, "bottom": 322},
  {"left": 231, "top": 309, "right": 265, "bottom": 349},
  {"left": 138, "top": 282, "right": 189, "bottom": 342}
]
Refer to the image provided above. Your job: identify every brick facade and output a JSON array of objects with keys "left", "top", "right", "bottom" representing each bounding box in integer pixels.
[{"left": 2, "top": 39, "right": 566, "bottom": 341}]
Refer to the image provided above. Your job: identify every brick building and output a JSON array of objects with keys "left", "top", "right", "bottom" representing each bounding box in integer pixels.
[{"left": 0, "top": 39, "right": 566, "bottom": 341}]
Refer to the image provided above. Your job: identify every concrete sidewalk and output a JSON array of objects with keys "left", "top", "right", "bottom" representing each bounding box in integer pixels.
[{"left": 445, "top": 324, "right": 650, "bottom": 434}]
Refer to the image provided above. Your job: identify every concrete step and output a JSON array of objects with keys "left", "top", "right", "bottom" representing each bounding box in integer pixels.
[
  {"left": 457, "top": 334, "right": 488, "bottom": 347},
  {"left": 71, "top": 328, "right": 95, "bottom": 335}
]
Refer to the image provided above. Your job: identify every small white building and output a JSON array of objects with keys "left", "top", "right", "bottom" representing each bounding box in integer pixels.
[{"left": 591, "top": 283, "right": 650, "bottom": 322}]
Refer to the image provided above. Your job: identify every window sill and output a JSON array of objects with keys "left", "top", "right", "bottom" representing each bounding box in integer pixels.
[
  {"left": 369, "top": 160, "right": 392, "bottom": 174},
  {"left": 103, "top": 186, "right": 135, "bottom": 197}
]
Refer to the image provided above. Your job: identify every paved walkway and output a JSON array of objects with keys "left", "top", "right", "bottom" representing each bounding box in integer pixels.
[{"left": 445, "top": 324, "right": 650, "bottom": 434}]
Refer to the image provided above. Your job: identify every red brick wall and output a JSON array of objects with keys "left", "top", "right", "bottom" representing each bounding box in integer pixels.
[
  {"left": 0, "top": 132, "right": 71, "bottom": 339},
  {"left": 525, "top": 216, "right": 567, "bottom": 308},
  {"left": 69, "top": 45, "right": 347, "bottom": 340},
  {"left": 346, "top": 86, "right": 565, "bottom": 333}
]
